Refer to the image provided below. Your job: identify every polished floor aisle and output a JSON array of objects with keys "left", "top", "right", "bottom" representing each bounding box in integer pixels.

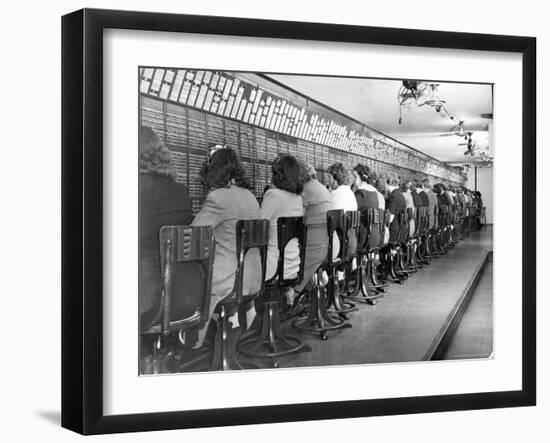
[
  {"left": 443, "top": 261, "right": 493, "bottom": 359},
  {"left": 278, "top": 227, "right": 493, "bottom": 368}
]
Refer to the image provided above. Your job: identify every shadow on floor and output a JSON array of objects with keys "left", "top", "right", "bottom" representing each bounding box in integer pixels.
[{"left": 36, "top": 410, "right": 61, "bottom": 426}]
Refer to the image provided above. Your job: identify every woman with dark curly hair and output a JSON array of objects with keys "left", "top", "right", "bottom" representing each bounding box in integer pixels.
[
  {"left": 139, "top": 126, "right": 193, "bottom": 329},
  {"left": 199, "top": 145, "right": 252, "bottom": 192},
  {"left": 261, "top": 154, "right": 304, "bottom": 292},
  {"left": 192, "top": 147, "right": 261, "bottom": 339}
]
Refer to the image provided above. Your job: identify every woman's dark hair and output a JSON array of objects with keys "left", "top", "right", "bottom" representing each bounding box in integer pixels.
[
  {"left": 199, "top": 147, "right": 251, "bottom": 192},
  {"left": 367, "top": 170, "right": 377, "bottom": 185},
  {"left": 271, "top": 154, "right": 304, "bottom": 195},
  {"left": 327, "top": 162, "right": 348, "bottom": 186},
  {"left": 353, "top": 163, "right": 370, "bottom": 183}
]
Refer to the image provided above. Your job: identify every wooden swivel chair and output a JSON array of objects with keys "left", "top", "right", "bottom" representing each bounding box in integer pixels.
[
  {"left": 345, "top": 207, "right": 386, "bottom": 304},
  {"left": 140, "top": 226, "right": 215, "bottom": 374},
  {"left": 412, "top": 206, "right": 429, "bottom": 265},
  {"left": 364, "top": 207, "right": 389, "bottom": 295},
  {"left": 324, "top": 210, "right": 358, "bottom": 319},
  {"left": 403, "top": 207, "right": 422, "bottom": 271},
  {"left": 292, "top": 210, "right": 354, "bottom": 340},
  {"left": 430, "top": 205, "right": 445, "bottom": 256},
  {"left": 238, "top": 216, "right": 312, "bottom": 367},
  {"left": 381, "top": 211, "right": 409, "bottom": 284},
  {"left": 439, "top": 205, "right": 452, "bottom": 249},
  {"left": 341, "top": 210, "right": 362, "bottom": 298},
  {"left": 205, "top": 219, "right": 270, "bottom": 371},
  {"left": 416, "top": 206, "right": 432, "bottom": 264},
  {"left": 397, "top": 209, "right": 418, "bottom": 275},
  {"left": 448, "top": 205, "right": 458, "bottom": 245},
  {"left": 432, "top": 205, "right": 446, "bottom": 255}
]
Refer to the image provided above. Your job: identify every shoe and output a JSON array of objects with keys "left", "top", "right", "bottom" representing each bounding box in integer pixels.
[
  {"left": 280, "top": 298, "right": 304, "bottom": 321},
  {"left": 288, "top": 301, "right": 304, "bottom": 317}
]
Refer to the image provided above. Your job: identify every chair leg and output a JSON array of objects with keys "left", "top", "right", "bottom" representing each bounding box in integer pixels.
[
  {"left": 416, "top": 237, "right": 430, "bottom": 263},
  {"left": 177, "top": 314, "right": 269, "bottom": 373},
  {"left": 142, "top": 334, "right": 188, "bottom": 374},
  {"left": 368, "top": 252, "right": 388, "bottom": 292},
  {"left": 344, "top": 254, "right": 384, "bottom": 304},
  {"left": 325, "top": 268, "right": 358, "bottom": 319},
  {"left": 432, "top": 230, "right": 446, "bottom": 255},
  {"left": 238, "top": 291, "right": 312, "bottom": 368},
  {"left": 380, "top": 247, "right": 408, "bottom": 284},
  {"left": 292, "top": 279, "right": 352, "bottom": 340},
  {"left": 343, "top": 260, "right": 361, "bottom": 298},
  {"left": 398, "top": 244, "right": 416, "bottom": 274},
  {"left": 204, "top": 319, "right": 268, "bottom": 371},
  {"left": 427, "top": 233, "right": 437, "bottom": 258},
  {"left": 406, "top": 240, "right": 423, "bottom": 270},
  {"left": 362, "top": 255, "right": 385, "bottom": 304},
  {"left": 152, "top": 336, "right": 161, "bottom": 374}
]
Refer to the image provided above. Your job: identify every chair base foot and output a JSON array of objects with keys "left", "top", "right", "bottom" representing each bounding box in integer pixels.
[
  {"left": 238, "top": 301, "right": 311, "bottom": 366},
  {"left": 292, "top": 286, "right": 352, "bottom": 339}
]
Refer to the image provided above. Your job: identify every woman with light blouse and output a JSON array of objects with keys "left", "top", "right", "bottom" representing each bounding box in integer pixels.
[
  {"left": 192, "top": 147, "right": 262, "bottom": 343},
  {"left": 261, "top": 154, "right": 304, "bottom": 308}
]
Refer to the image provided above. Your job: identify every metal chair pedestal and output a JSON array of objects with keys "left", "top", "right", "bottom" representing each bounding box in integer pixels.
[
  {"left": 324, "top": 210, "right": 358, "bottom": 319},
  {"left": 292, "top": 272, "right": 351, "bottom": 340},
  {"left": 345, "top": 208, "right": 385, "bottom": 305},
  {"left": 238, "top": 216, "right": 312, "bottom": 367}
]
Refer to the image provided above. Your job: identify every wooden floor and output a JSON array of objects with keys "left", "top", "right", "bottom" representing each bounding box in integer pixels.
[
  {"left": 443, "top": 260, "right": 493, "bottom": 359},
  {"left": 276, "top": 227, "right": 493, "bottom": 369}
]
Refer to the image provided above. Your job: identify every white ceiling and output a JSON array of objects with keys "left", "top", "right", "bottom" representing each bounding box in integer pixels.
[{"left": 268, "top": 74, "right": 493, "bottom": 166}]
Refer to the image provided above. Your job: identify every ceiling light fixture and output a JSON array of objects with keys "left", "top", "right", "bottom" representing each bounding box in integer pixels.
[
  {"left": 422, "top": 84, "right": 446, "bottom": 112},
  {"left": 397, "top": 81, "right": 451, "bottom": 123}
]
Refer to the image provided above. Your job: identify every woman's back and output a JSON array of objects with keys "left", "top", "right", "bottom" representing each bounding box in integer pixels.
[
  {"left": 330, "top": 184, "right": 358, "bottom": 211},
  {"left": 192, "top": 185, "right": 262, "bottom": 299},
  {"left": 355, "top": 188, "right": 380, "bottom": 249},
  {"left": 261, "top": 188, "right": 304, "bottom": 280},
  {"left": 295, "top": 179, "right": 331, "bottom": 292},
  {"left": 302, "top": 179, "right": 331, "bottom": 225},
  {"left": 139, "top": 174, "right": 193, "bottom": 249},
  {"left": 139, "top": 174, "right": 193, "bottom": 315}
]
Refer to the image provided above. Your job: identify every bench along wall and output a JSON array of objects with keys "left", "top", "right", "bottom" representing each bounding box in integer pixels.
[{"left": 139, "top": 69, "right": 466, "bottom": 213}]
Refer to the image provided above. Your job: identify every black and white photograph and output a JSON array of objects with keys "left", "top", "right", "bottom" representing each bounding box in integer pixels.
[
  {"left": 2, "top": 0, "right": 547, "bottom": 439},
  {"left": 138, "top": 68, "right": 494, "bottom": 374}
]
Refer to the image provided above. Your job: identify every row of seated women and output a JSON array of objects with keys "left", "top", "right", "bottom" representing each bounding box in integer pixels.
[{"left": 139, "top": 125, "right": 479, "bottom": 357}]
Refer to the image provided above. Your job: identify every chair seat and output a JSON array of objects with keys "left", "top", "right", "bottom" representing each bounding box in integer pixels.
[
  {"left": 215, "top": 291, "right": 258, "bottom": 319},
  {"left": 265, "top": 273, "right": 299, "bottom": 289},
  {"left": 140, "top": 296, "right": 199, "bottom": 333}
]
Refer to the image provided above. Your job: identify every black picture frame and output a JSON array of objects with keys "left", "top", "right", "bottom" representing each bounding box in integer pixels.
[{"left": 61, "top": 8, "right": 536, "bottom": 435}]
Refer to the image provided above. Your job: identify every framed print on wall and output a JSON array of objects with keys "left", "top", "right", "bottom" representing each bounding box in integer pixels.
[{"left": 61, "top": 8, "right": 536, "bottom": 435}]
